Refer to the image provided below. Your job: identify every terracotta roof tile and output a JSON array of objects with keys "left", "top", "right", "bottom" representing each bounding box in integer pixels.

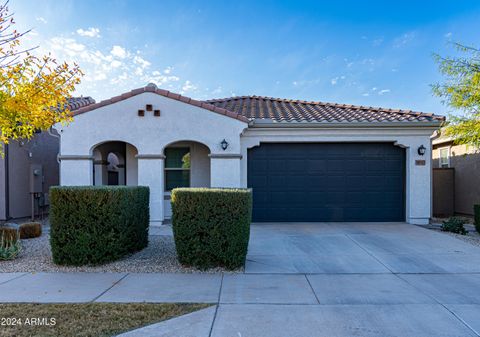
[
  {"left": 67, "top": 97, "right": 95, "bottom": 110},
  {"left": 205, "top": 96, "right": 445, "bottom": 123},
  {"left": 67, "top": 86, "right": 444, "bottom": 125}
]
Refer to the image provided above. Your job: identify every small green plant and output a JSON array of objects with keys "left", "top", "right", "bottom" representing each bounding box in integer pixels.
[
  {"left": 474, "top": 205, "right": 480, "bottom": 233},
  {"left": 19, "top": 222, "right": 42, "bottom": 239},
  {"left": 0, "top": 231, "right": 21, "bottom": 260},
  {"left": 441, "top": 217, "right": 467, "bottom": 235}
]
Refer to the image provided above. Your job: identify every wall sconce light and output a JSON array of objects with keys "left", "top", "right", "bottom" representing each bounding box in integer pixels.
[
  {"left": 417, "top": 145, "right": 426, "bottom": 156},
  {"left": 221, "top": 139, "right": 229, "bottom": 150}
]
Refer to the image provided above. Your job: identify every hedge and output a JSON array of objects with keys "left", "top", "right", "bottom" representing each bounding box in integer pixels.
[
  {"left": 475, "top": 205, "right": 480, "bottom": 233},
  {"left": 50, "top": 186, "right": 149, "bottom": 266},
  {"left": 171, "top": 188, "right": 252, "bottom": 270}
]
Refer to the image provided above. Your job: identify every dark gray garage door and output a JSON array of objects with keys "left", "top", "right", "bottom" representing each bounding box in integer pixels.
[{"left": 247, "top": 143, "right": 405, "bottom": 222}]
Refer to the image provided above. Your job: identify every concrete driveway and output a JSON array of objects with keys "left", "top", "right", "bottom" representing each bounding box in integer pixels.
[
  {"left": 246, "top": 222, "right": 480, "bottom": 274},
  {"left": 210, "top": 222, "right": 480, "bottom": 337}
]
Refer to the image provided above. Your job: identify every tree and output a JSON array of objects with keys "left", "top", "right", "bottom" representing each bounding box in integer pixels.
[
  {"left": 432, "top": 43, "right": 480, "bottom": 147},
  {"left": 0, "top": 1, "right": 83, "bottom": 154}
]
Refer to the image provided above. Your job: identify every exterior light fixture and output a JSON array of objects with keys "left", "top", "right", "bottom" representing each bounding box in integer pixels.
[
  {"left": 417, "top": 145, "right": 426, "bottom": 156},
  {"left": 221, "top": 139, "right": 229, "bottom": 150}
]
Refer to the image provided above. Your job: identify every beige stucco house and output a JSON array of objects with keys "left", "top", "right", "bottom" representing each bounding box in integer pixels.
[{"left": 56, "top": 83, "right": 444, "bottom": 225}]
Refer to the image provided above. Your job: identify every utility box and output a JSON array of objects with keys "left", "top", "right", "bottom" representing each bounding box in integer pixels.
[{"left": 30, "top": 164, "right": 43, "bottom": 193}]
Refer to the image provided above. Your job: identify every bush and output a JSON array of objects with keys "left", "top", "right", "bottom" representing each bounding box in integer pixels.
[
  {"left": 171, "top": 188, "right": 252, "bottom": 270},
  {"left": 19, "top": 222, "right": 42, "bottom": 239},
  {"left": 0, "top": 227, "right": 18, "bottom": 242},
  {"left": 475, "top": 205, "right": 480, "bottom": 233},
  {"left": 441, "top": 217, "right": 467, "bottom": 235},
  {"left": 50, "top": 186, "right": 150, "bottom": 266},
  {"left": 0, "top": 231, "right": 20, "bottom": 260}
]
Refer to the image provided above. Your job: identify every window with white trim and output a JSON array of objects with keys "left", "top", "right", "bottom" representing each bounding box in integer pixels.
[
  {"left": 164, "top": 147, "right": 191, "bottom": 191},
  {"left": 439, "top": 147, "right": 450, "bottom": 168}
]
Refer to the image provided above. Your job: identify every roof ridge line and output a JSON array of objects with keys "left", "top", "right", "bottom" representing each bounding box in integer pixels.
[
  {"left": 204, "top": 95, "right": 434, "bottom": 116},
  {"left": 70, "top": 85, "right": 249, "bottom": 123}
]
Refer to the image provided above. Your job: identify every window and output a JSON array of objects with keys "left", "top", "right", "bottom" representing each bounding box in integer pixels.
[
  {"left": 165, "top": 147, "right": 190, "bottom": 191},
  {"left": 439, "top": 147, "right": 450, "bottom": 168}
]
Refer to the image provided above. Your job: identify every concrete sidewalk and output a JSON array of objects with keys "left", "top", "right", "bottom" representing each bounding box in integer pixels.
[{"left": 1, "top": 271, "right": 480, "bottom": 336}]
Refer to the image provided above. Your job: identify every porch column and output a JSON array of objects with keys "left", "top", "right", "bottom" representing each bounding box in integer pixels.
[
  {"left": 93, "top": 160, "right": 108, "bottom": 185},
  {"left": 136, "top": 154, "right": 165, "bottom": 224},
  {"left": 209, "top": 154, "right": 242, "bottom": 188},
  {"left": 59, "top": 155, "right": 93, "bottom": 186}
]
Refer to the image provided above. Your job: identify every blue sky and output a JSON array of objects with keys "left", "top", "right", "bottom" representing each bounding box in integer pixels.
[{"left": 12, "top": 0, "right": 480, "bottom": 115}]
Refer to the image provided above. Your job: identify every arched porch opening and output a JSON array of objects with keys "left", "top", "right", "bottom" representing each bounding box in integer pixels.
[
  {"left": 162, "top": 140, "right": 211, "bottom": 191},
  {"left": 91, "top": 141, "right": 138, "bottom": 186}
]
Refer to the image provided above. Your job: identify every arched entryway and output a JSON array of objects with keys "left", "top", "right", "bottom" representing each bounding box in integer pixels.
[{"left": 91, "top": 141, "right": 138, "bottom": 186}]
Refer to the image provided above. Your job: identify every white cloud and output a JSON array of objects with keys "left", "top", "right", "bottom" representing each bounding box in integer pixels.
[
  {"left": 362, "top": 93, "right": 370, "bottom": 97},
  {"left": 211, "top": 86, "right": 223, "bottom": 95},
  {"left": 378, "top": 89, "right": 391, "bottom": 95},
  {"left": 36, "top": 17, "right": 47, "bottom": 24},
  {"left": 77, "top": 27, "right": 101, "bottom": 38},
  {"left": 32, "top": 32, "right": 184, "bottom": 99},
  {"left": 49, "top": 37, "right": 86, "bottom": 56},
  {"left": 111, "top": 45, "right": 127, "bottom": 59},
  {"left": 393, "top": 32, "right": 415, "bottom": 48},
  {"left": 330, "top": 75, "right": 346, "bottom": 86},
  {"left": 133, "top": 55, "right": 151, "bottom": 69},
  {"left": 181, "top": 80, "right": 197, "bottom": 93},
  {"left": 445, "top": 32, "right": 453, "bottom": 39},
  {"left": 110, "top": 60, "right": 122, "bottom": 68},
  {"left": 372, "top": 38, "right": 383, "bottom": 47}
]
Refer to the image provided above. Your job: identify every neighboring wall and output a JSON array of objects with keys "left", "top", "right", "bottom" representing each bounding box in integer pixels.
[
  {"left": 0, "top": 150, "right": 6, "bottom": 220},
  {"left": 5, "top": 131, "right": 60, "bottom": 219},
  {"left": 432, "top": 141, "right": 480, "bottom": 215}
]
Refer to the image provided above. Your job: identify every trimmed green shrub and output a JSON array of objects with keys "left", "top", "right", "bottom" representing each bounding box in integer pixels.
[
  {"left": 19, "top": 222, "right": 42, "bottom": 239},
  {"left": 0, "top": 231, "right": 20, "bottom": 260},
  {"left": 171, "top": 188, "right": 252, "bottom": 270},
  {"left": 50, "top": 186, "right": 149, "bottom": 266},
  {"left": 475, "top": 205, "right": 480, "bottom": 233},
  {"left": 441, "top": 217, "right": 467, "bottom": 235}
]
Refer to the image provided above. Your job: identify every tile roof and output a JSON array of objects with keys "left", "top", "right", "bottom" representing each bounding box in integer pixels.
[
  {"left": 67, "top": 96, "right": 96, "bottom": 110},
  {"left": 205, "top": 96, "right": 445, "bottom": 123},
  {"left": 69, "top": 84, "right": 249, "bottom": 123},
  {"left": 67, "top": 86, "right": 444, "bottom": 125}
]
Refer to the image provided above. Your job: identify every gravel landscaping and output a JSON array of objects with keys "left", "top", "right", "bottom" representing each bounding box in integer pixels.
[
  {"left": 0, "top": 232, "right": 239, "bottom": 273},
  {"left": 440, "top": 230, "right": 480, "bottom": 247}
]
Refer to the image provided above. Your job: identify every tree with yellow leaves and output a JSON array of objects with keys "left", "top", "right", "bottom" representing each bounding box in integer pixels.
[{"left": 0, "top": 1, "right": 83, "bottom": 155}]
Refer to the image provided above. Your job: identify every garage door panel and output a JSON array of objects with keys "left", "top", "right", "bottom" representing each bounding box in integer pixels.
[{"left": 248, "top": 143, "right": 405, "bottom": 222}]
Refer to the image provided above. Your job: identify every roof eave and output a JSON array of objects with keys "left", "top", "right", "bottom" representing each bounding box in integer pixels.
[{"left": 249, "top": 119, "right": 443, "bottom": 129}]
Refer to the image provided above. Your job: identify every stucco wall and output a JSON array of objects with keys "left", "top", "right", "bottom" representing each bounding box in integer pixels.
[
  {"left": 432, "top": 142, "right": 480, "bottom": 215},
  {"left": 57, "top": 92, "right": 247, "bottom": 223},
  {"left": 0, "top": 152, "right": 6, "bottom": 221},
  {"left": 2, "top": 132, "right": 59, "bottom": 220}
]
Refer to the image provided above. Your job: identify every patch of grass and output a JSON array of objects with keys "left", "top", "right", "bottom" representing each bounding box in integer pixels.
[{"left": 0, "top": 303, "right": 210, "bottom": 337}]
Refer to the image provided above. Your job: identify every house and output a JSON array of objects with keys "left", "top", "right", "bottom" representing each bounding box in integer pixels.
[
  {"left": 0, "top": 97, "right": 94, "bottom": 222},
  {"left": 56, "top": 83, "right": 444, "bottom": 225},
  {"left": 432, "top": 132, "right": 480, "bottom": 216}
]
